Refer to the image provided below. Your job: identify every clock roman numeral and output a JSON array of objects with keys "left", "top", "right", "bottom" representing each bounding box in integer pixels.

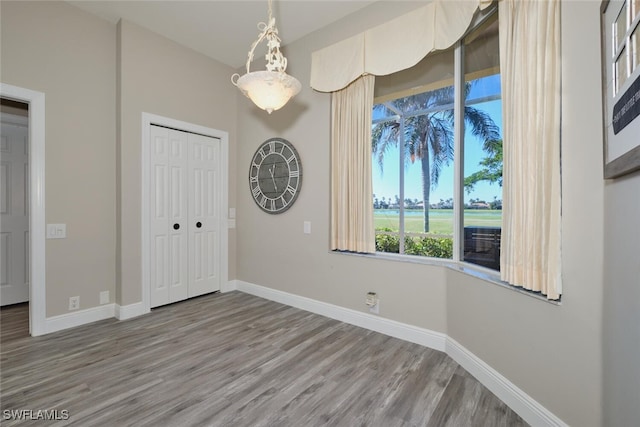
[
  {"left": 250, "top": 175, "right": 258, "bottom": 183},
  {"left": 259, "top": 196, "right": 268, "bottom": 208},
  {"left": 286, "top": 185, "right": 296, "bottom": 197},
  {"left": 286, "top": 154, "right": 296, "bottom": 164},
  {"left": 280, "top": 196, "right": 289, "bottom": 207},
  {"left": 289, "top": 170, "right": 299, "bottom": 178},
  {"left": 252, "top": 185, "right": 261, "bottom": 198},
  {"left": 268, "top": 141, "right": 276, "bottom": 153}
]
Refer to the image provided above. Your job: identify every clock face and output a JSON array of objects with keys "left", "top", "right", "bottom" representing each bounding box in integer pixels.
[{"left": 249, "top": 138, "right": 302, "bottom": 214}]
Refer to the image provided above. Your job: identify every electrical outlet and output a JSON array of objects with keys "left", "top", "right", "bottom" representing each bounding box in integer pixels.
[
  {"left": 365, "top": 292, "right": 377, "bottom": 306},
  {"left": 99, "top": 291, "right": 109, "bottom": 305},
  {"left": 69, "top": 296, "right": 80, "bottom": 311}
]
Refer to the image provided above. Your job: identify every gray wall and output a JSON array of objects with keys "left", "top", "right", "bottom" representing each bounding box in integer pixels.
[
  {"left": 4, "top": 1, "right": 639, "bottom": 425},
  {"left": 1, "top": 1, "right": 117, "bottom": 316},
  {"left": 117, "top": 19, "right": 237, "bottom": 306},
  {"left": 603, "top": 173, "right": 640, "bottom": 425},
  {"left": 235, "top": 1, "right": 449, "bottom": 333},
  {"left": 448, "top": 3, "right": 605, "bottom": 424},
  {"left": 235, "top": 1, "right": 609, "bottom": 425},
  {"left": 0, "top": 2, "right": 238, "bottom": 314}
]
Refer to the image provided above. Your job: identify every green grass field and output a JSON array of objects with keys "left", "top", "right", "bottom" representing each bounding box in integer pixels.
[{"left": 374, "top": 209, "right": 502, "bottom": 235}]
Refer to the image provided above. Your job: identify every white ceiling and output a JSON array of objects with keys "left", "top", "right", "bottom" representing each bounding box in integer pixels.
[{"left": 67, "top": 0, "right": 379, "bottom": 69}]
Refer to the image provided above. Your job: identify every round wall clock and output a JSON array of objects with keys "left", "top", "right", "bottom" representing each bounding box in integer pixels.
[{"left": 249, "top": 138, "right": 302, "bottom": 214}]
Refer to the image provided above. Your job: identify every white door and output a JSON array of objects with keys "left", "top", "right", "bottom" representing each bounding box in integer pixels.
[
  {"left": 149, "top": 126, "right": 221, "bottom": 308},
  {"left": 150, "top": 126, "right": 188, "bottom": 307},
  {"left": 188, "top": 133, "right": 220, "bottom": 297},
  {"left": 0, "top": 115, "right": 29, "bottom": 306}
]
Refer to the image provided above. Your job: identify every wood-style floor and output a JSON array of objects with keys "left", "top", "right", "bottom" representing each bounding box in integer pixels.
[{"left": 0, "top": 292, "right": 527, "bottom": 426}]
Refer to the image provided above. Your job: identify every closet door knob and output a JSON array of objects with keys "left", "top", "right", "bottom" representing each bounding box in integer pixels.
[
  {"left": 196, "top": 222, "right": 202, "bottom": 228},
  {"left": 173, "top": 223, "right": 180, "bottom": 230}
]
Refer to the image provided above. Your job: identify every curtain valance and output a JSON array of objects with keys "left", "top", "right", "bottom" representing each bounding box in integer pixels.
[{"left": 311, "top": 0, "right": 493, "bottom": 93}]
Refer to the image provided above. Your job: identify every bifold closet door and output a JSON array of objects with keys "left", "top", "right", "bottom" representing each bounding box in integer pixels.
[
  {"left": 150, "top": 126, "right": 189, "bottom": 307},
  {"left": 188, "top": 133, "right": 220, "bottom": 298},
  {"left": 149, "top": 125, "right": 221, "bottom": 308}
]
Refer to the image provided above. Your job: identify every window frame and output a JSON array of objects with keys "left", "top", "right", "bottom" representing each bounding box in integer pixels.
[{"left": 370, "top": 11, "right": 503, "bottom": 270}]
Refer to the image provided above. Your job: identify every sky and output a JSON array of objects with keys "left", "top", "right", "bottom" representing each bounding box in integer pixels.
[{"left": 372, "top": 75, "right": 503, "bottom": 205}]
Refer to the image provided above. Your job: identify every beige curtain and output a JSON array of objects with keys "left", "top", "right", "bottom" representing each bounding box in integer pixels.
[
  {"left": 331, "top": 75, "right": 376, "bottom": 253},
  {"left": 499, "top": 0, "right": 562, "bottom": 299},
  {"left": 311, "top": 0, "right": 493, "bottom": 93}
]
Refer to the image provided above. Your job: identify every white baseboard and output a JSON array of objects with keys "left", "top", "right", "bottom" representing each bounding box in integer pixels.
[
  {"left": 235, "top": 280, "right": 565, "bottom": 427},
  {"left": 221, "top": 279, "right": 238, "bottom": 293},
  {"left": 235, "top": 280, "right": 446, "bottom": 351},
  {"left": 44, "top": 304, "right": 115, "bottom": 335},
  {"left": 115, "top": 302, "right": 147, "bottom": 320},
  {"left": 446, "top": 338, "right": 568, "bottom": 427},
  {"left": 42, "top": 282, "right": 234, "bottom": 332},
  {"left": 38, "top": 280, "right": 565, "bottom": 426}
]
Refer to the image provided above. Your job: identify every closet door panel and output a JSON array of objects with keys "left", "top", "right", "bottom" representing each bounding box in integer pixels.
[
  {"left": 149, "top": 126, "right": 170, "bottom": 308},
  {"left": 188, "top": 133, "right": 220, "bottom": 297},
  {"left": 149, "top": 125, "right": 221, "bottom": 308},
  {"left": 167, "top": 130, "right": 189, "bottom": 303}
]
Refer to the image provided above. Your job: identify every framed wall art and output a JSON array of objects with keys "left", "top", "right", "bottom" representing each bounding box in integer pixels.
[{"left": 601, "top": 0, "right": 640, "bottom": 178}]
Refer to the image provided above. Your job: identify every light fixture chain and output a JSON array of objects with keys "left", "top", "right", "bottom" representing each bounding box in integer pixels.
[{"left": 242, "top": 0, "right": 288, "bottom": 75}]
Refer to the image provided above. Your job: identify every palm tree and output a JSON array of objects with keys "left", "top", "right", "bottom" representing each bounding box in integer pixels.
[
  {"left": 372, "top": 83, "right": 500, "bottom": 232},
  {"left": 464, "top": 138, "right": 503, "bottom": 193}
]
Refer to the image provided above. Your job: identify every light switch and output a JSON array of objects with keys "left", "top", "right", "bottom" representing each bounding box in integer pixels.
[
  {"left": 229, "top": 208, "right": 236, "bottom": 219},
  {"left": 303, "top": 221, "right": 311, "bottom": 234},
  {"left": 228, "top": 219, "right": 236, "bottom": 229},
  {"left": 46, "top": 224, "right": 66, "bottom": 239}
]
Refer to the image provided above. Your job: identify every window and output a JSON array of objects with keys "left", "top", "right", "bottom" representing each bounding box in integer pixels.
[
  {"left": 372, "top": 13, "right": 503, "bottom": 271},
  {"left": 613, "top": 0, "right": 640, "bottom": 95}
]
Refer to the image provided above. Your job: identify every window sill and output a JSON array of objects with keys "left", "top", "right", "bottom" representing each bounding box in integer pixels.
[{"left": 331, "top": 250, "right": 561, "bottom": 305}]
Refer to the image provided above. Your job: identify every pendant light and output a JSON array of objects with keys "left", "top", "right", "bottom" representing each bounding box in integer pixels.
[{"left": 231, "top": 0, "right": 301, "bottom": 114}]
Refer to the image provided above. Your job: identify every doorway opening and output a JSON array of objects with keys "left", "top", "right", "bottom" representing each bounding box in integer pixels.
[
  {"left": 1, "top": 99, "right": 30, "bottom": 337},
  {"left": 0, "top": 83, "right": 46, "bottom": 336}
]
